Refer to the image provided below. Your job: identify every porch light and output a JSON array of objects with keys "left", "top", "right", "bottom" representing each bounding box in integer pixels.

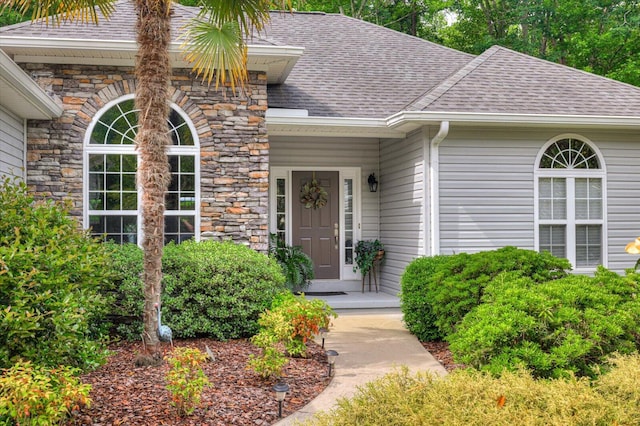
[
  {"left": 368, "top": 173, "right": 378, "bottom": 192},
  {"left": 272, "top": 381, "right": 290, "bottom": 418},
  {"left": 326, "top": 349, "right": 339, "bottom": 376}
]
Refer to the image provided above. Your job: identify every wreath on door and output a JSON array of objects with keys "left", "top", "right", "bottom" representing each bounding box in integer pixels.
[{"left": 300, "top": 175, "right": 328, "bottom": 209}]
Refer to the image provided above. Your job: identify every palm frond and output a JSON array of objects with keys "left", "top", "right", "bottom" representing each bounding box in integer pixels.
[
  {"left": 198, "top": 0, "right": 276, "bottom": 36},
  {"left": 180, "top": 18, "right": 247, "bottom": 90},
  {"left": 1, "top": 0, "right": 116, "bottom": 26}
]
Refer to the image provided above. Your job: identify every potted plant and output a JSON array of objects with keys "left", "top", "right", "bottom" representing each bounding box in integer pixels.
[
  {"left": 269, "top": 234, "right": 315, "bottom": 292},
  {"left": 353, "top": 239, "right": 385, "bottom": 276}
]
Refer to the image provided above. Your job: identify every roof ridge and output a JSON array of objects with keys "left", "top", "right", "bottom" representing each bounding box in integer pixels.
[{"left": 406, "top": 45, "right": 501, "bottom": 111}]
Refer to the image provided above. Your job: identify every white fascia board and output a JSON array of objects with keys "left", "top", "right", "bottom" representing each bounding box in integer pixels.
[
  {"left": 266, "top": 115, "right": 405, "bottom": 138},
  {"left": 387, "top": 111, "right": 640, "bottom": 132},
  {"left": 0, "top": 37, "right": 303, "bottom": 82},
  {"left": 0, "top": 49, "right": 63, "bottom": 119}
]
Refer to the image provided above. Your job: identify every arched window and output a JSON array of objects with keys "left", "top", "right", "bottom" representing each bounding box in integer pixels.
[
  {"left": 84, "top": 96, "right": 199, "bottom": 244},
  {"left": 535, "top": 136, "right": 606, "bottom": 269}
]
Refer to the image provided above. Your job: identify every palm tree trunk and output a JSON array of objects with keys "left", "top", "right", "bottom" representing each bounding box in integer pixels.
[{"left": 134, "top": 0, "right": 172, "bottom": 359}]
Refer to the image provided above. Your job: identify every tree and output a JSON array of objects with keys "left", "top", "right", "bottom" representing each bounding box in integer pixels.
[{"left": 2, "top": 0, "right": 287, "bottom": 361}]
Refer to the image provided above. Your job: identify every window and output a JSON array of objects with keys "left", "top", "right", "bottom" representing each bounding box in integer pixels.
[
  {"left": 85, "top": 96, "right": 199, "bottom": 244},
  {"left": 535, "top": 137, "right": 605, "bottom": 269}
]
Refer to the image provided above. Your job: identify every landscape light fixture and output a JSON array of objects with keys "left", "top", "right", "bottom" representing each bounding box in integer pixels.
[
  {"left": 368, "top": 173, "right": 378, "bottom": 192},
  {"left": 326, "top": 349, "right": 339, "bottom": 377},
  {"left": 272, "top": 381, "right": 290, "bottom": 418},
  {"left": 319, "top": 327, "right": 328, "bottom": 348}
]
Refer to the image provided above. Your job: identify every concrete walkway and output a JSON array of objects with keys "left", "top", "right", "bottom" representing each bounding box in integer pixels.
[{"left": 275, "top": 309, "right": 447, "bottom": 425}]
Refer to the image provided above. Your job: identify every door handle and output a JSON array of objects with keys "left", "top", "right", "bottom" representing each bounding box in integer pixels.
[{"left": 334, "top": 223, "right": 339, "bottom": 249}]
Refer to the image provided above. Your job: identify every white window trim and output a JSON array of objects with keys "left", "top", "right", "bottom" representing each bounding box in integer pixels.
[
  {"left": 269, "top": 166, "right": 361, "bottom": 280},
  {"left": 83, "top": 94, "right": 201, "bottom": 242},
  {"left": 534, "top": 134, "right": 607, "bottom": 272}
]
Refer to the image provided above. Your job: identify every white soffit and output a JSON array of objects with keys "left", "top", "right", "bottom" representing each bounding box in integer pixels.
[
  {"left": 0, "top": 37, "right": 304, "bottom": 84},
  {"left": 0, "top": 49, "right": 63, "bottom": 119},
  {"left": 387, "top": 111, "right": 640, "bottom": 132},
  {"left": 266, "top": 115, "right": 405, "bottom": 138}
]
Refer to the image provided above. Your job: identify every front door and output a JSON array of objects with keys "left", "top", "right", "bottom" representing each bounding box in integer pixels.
[{"left": 292, "top": 171, "right": 340, "bottom": 279}]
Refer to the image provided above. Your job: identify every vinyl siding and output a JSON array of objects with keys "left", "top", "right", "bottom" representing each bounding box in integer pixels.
[
  {"left": 438, "top": 127, "right": 640, "bottom": 274},
  {"left": 0, "top": 106, "right": 24, "bottom": 179},
  {"left": 379, "top": 130, "right": 426, "bottom": 293},
  {"left": 591, "top": 130, "right": 640, "bottom": 273},
  {"left": 269, "top": 135, "right": 380, "bottom": 240},
  {"left": 438, "top": 128, "right": 538, "bottom": 254}
]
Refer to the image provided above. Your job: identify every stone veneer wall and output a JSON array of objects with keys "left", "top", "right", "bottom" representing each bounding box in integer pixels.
[{"left": 23, "top": 64, "right": 269, "bottom": 251}]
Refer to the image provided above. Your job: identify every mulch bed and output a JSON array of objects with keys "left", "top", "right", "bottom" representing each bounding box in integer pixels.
[
  {"left": 68, "top": 339, "right": 330, "bottom": 426},
  {"left": 421, "top": 341, "right": 466, "bottom": 372}
]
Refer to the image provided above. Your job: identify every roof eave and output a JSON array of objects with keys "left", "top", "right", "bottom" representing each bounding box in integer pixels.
[
  {"left": 0, "top": 49, "right": 63, "bottom": 119},
  {"left": 266, "top": 115, "right": 405, "bottom": 138},
  {"left": 0, "top": 37, "right": 304, "bottom": 84},
  {"left": 388, "top": 111, "right": 640, "bottom": 132}
]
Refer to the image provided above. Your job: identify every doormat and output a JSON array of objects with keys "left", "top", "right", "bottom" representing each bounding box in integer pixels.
[{"left": 295, "top": 291, "right": 347, "bottom": 296}]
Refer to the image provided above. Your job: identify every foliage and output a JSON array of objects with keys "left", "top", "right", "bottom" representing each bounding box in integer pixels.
[
  {"left": 448, "top": 267, "right": 640, "bottom": 378},
  {"left": 399, "top": 255, "right": 448, "bottom": 341},
  {"left": 249, "top": 293, "right": 336, "bottom": 379},
  {"left": 400, "top": 246, "right": 571, "bottom": 341},
  {"left": 269, "top": 234, "right": 314, "bottom": 292},
  {"left": 302, "top": 354, "right": 640, "bottom": 426},
  {"left": 104, "top": 240, "right": 286, "bottom": 340},
  {"left": 0, "top": 178, "right": 110, "bottom": 370},
  {"left": 165, "top": 347, "right": 210, "bottom": 416},
  {"left": 353, "top": 239, "right": 385, "bottom": 276},
  {"left": 0, "top": 361, "right": 91, "bottom": 425}
]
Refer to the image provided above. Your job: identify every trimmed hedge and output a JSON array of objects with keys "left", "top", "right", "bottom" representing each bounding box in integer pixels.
[
  {"left": 105, "top": 240, "right": 287, "bottom": 340},
  {"left": 400, "top": 247, "right": 571, "bottom": 341},
  {"left": 448, "top": 267, "right": 640, "bottom": 378}
]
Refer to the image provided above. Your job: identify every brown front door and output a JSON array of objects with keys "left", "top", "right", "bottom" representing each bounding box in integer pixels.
[{"left": 292, "top": 171, "right": 340, "bottom": 279}]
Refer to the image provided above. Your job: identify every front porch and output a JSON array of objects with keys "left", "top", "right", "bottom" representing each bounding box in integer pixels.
[{"left": 303, "top": 280, "right": 401, "bottom": 310}]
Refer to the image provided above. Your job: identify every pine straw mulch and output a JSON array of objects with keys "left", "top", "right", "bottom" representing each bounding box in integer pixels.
[{"left": 67, "top": 339, "right": 330, "bottom": 426}]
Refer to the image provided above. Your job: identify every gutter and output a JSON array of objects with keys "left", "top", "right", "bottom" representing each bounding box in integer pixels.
[{"left": 429, "top": 121, "right": 449, "bottom": 256}]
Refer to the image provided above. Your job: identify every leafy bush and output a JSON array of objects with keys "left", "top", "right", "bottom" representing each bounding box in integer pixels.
[
  {"left": 399, "top": 255, "right": 449, "bottom": 341},
  {"left": 105, "top": 240, "right": 287, "bottom": 340},
  {"left": 302, "top": 354, "right": 640, "bottom": 426},
  {"left": 249, "top": 293, "right": 336, "bottom": 378},
  {"left": 165, "top": 347, "right": 210, "bottom": 416},
  {"left": 102, "top": 242, "right": 144, "bottom": 340},
  {"left": 400, "top": 247, "right": 571, "bottom": 340},
  {"left": 0, "top": 178, "right": 110, "bottom": 370},
  {"left": 0, "top": 361, "right": 91, "bottom": 425},
  {"left": 269, "top": 233, "right": 314, "bottom": 292},
  {"left": 448, "top": 267, "right": 640, "bottom": 378}
]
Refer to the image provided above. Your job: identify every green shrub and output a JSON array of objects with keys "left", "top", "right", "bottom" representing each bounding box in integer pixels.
[
  {"left": 399, "top": 255, "right": 449, "bottom": 341},
  {"left": 105, "top": 240, "right": 287, "bottom": 340},
  {"left": 302, "top": 354, "right": 640, "bottom": 426},
  {"left": 448, "top": 267, "right": 640, "bottom": 378},
  {"left": 400, "top": 247, "right": 571, "bottom": 340},
  {"left": 0, "top": 178, "right": 110, "bottom": 370},
  {"left": 249, "top": 293, "right": 336, "bottom": 378},
  {"left": 0, "top": 361, "right": 91, "bottom": 425},
  {"left": 165, "top": 347, "right": 210, "bottom": 416}
]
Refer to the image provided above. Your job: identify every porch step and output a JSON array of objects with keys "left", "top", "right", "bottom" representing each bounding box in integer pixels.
[
  {"left": 305, "top": 280, "right": 362, "bottom": 293},
  {"left": 306, "top": 291, "right": 401, "bottom": 310}
]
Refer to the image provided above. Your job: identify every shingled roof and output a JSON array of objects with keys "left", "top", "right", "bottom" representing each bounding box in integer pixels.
[
  {"left": 1, "top": 0, "right": 639, "bottom": 120},
  {"left": 408, "top": 45, "right": 640, "bottom": 117}
]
